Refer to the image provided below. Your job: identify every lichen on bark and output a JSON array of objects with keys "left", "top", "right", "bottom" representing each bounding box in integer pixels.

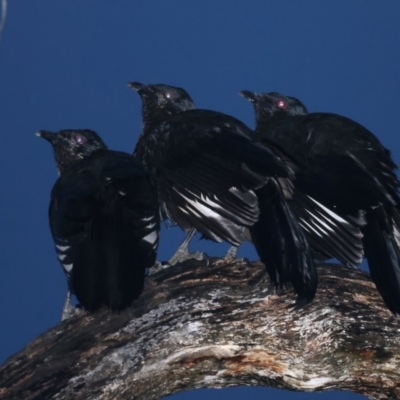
[{"left": 1, "top": 258, "right": 400, "bottom": 400}]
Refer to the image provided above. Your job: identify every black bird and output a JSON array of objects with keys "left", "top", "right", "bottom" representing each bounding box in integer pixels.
[
  {"left": 129, "top": 82, "right": 320, "bottom": 301},
  {"left": 37, "top": 129, "right": 160, "bottom": 318},
  {"left": 134, "top": 84, "right": 366, "bottom": 297},
  {"left": 239, "top": 93, "right": 365, "bottom": 268},
  {"left": 240, "top": 90, "right": 400, "bottom": 314}
]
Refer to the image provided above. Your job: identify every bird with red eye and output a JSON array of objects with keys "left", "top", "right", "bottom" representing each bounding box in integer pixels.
[
  {"left": 277, "top": 99, "right": 287, "bottom": 109},
  {"left": 240, "top": 89, "right": 400, "bottom": 316},
  {"left": 74, "top": 133, "right": 86, "bottom": 145},
  {"left": 37, "top": 129, "right": 107, "bottom": 171},
  {"left": 36, "top": 128, "right": 160, "bottom": 319}
]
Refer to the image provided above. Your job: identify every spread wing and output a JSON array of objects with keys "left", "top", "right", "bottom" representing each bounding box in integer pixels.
[{"left": 142, "top": 110, "right": 293, "bottom": 245}]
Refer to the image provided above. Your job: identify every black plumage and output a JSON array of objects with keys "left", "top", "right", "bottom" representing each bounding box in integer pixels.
[
  {"left": 130, "top": 82, "right": 318, "bottom": 301},
  {"left": 38, "top": 129, "right": 159, "bottom": 315},
  {"left": 240, "top": 90, "right": 400, "bottom": 314}
]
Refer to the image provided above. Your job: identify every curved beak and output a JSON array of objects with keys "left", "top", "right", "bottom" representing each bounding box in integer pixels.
[
  {"left": 239, "top": 90, "right": 258, "bottom": 102},
  {"left": 128, "top": 81, "right": 158, "bottom": 102},
  {"left": 36, "top": 130, "right": 58, "bottom": 144}
]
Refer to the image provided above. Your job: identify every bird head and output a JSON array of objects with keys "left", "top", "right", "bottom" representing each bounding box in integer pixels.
[
  {"left": 129, "top": 81, "right": 195, "bottom": 115},
  {"left": 145, "top": 84, "right": 196, "bottom": 113},
  {"left": 36, "top": 129, "right": 107, "bottom": 174},
  {"left": 239, "top": 90, "right": 308, "bottom": 125},
  {"left": 129, "top": 81, "right": 196, "bottom": 136}
]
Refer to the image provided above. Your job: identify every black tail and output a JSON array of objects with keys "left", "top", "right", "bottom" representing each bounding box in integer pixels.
[
  {"left": 71, "top": 212, "right": 108, "bottom": 312},
  {"left": 250, "top": 179, "right": 317, "bottom": 301},
  {"left": 71, "top": 202, "right": 147, "bottom": 313},
  {"left": 363, "top": 206, "right": 400, "bottom": 315}
]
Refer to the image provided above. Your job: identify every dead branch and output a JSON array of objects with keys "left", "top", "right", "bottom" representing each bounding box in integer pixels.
[{"left": 0, "top": 258, "right": 400, "bottom": 400}]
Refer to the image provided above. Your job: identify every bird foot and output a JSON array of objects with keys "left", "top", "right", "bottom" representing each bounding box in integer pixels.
[
  {"left": 149, "top": 253, "right": 210, "bottom": 274},
  {"left": 148, "top": 260, "right": 171, "bottom": 275},
  {"left": 168, "top": 249, "right": 209, "bottom": 266}
]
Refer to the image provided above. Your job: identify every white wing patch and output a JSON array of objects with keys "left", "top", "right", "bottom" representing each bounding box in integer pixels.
[
  {"left": 142, "top": 231, "right": 158, "bottom": 245},
  {"left": 62, "top": 263, "right": 73, "bottom": 273},
  {"left": 307, "top": 196, "right": 349, "bottom": 224},
  {"left": 55, "top": 240, "right": 73, "bottom": 275},
  {"left": 182, "top": 194, "right": 221, "bottom": 219},
  {"left": 56, "top": 244, "right": 70, "bottom": 252},
  {"left": 393, "top": 220, "right": 400, "bottom": 248},
  {"left": 304, "top": 209, "right": 334, "bottom": 233},
  {"left": 178, "top": 206, "right": 190, "bottom": 215},
  {"left": 142, "top": 215, "right": 155, "bottom": 222},
  {"left": 174, "top": 187, "right": 223, "bottom": 220},
  {"left": 145, "top": 222, "right": 157, "bottom": 230},
  {"left": 300, "top": 218, "right": 323, "bottom": 238}
]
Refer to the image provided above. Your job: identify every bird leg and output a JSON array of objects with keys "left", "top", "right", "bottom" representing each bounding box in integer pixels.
[
  {"left": 224, "top": 245, "right": 238, "bottom": 259},
  {"left": 224, "top": 226, "right": 248, "bottom": 260},
  {"left": 61, "top": 290, "right": 84, "bottom": 321},
  {"left": 168, "top": 227, "right": 209, "bottom": 265}
]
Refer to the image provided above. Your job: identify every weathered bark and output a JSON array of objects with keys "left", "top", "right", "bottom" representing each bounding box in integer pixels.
[{"left": 0, "top": 258, "right": 400, "bottom": 400}]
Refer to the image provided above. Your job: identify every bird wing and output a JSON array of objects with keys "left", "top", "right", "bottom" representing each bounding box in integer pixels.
[
  {"left": 264, "top": 114, "right": 400, "bottom": 211},
  {"left": 49, "top": 164, "right": 106, "bottom": 311},
  {"left": 261, "top": 137, "right": 366, "bottom": 268},
  {"left": 102, "top": 151, "right": 160, "bottom": 270},
  {"left": 146, "top": 111, "right": 292, "bottom": 245},
  {"left": 290, "top": 192, "right": 364, "bottom": 267},
  {"left": 49, "top": 152, "right": 159, "bottom": 311},
  {"left": 303, "top": 114, "right": 400, "bottom": 206}
]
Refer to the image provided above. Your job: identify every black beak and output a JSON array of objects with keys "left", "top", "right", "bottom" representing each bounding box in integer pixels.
[
  {"left": 36, "top": 130, "right": 59, "bottom": 144},
  {"left": 239, "top": 90, "right": 258, "bottom": 102},
  {"left": 128, "top": 81, "right": 158, "bottom": 102},
  {"left": 239, "top": 90, "right": 271, "bottom": 111}
]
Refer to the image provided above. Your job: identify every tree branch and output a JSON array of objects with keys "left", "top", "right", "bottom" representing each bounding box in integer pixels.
[{"left": 1, "top": 258, "right": 400, "bottom": 400}]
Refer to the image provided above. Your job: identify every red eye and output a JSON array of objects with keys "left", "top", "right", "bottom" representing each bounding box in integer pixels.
[
  {"left": 277, "top": 100, "right": 287, "bottom": 109},
  {"left": 75, "top": 134, "right": 86, "bottom": 145}
]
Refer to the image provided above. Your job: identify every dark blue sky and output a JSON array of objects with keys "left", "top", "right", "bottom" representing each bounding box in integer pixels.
[{"left": 0, "top": 2, "right": 399, "bottom": 399}]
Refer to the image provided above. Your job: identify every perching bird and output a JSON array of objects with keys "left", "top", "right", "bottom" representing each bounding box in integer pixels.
[
  {"left": 240, "top": 90, "right": 400, "bottom": 315},
  {"left": 132, "top": 83, "right": 366, "bottom": 299},
  {"left": 37, "top": 129, "right": 160, "bottom": 318},
  {"left": 129, "top": 82, "right": 320, "bottom": 301}
]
